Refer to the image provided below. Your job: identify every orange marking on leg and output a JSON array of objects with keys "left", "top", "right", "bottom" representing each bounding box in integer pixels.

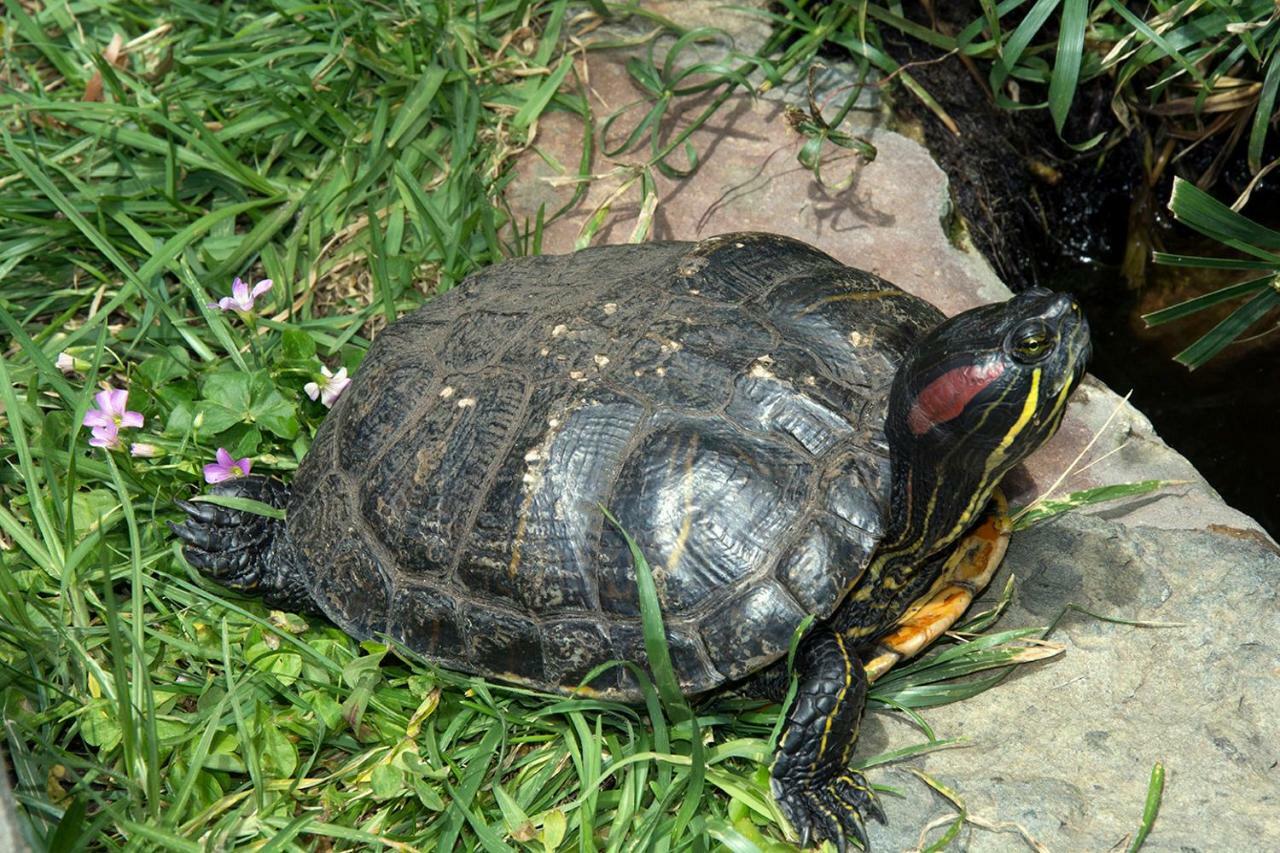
[{"left": 863, "top": 491, "right": 1012, "bottom": 684}]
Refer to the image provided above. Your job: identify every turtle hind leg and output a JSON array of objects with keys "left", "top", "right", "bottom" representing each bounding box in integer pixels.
[
  {"left": 771, "top": 629, "right": 884, "bottom": 852},
  {"left": 170, "top": 476, "right": 315, "bottom": 613}
]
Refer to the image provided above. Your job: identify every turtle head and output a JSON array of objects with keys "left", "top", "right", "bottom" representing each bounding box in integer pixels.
[{"left": 883, "top": 289, "right": 1091, "bottom": 551}]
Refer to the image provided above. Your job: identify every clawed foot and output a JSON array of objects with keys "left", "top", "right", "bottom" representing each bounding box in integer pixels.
[
  {"left": 774, "top": 771, "right": 885, "bottom": 852},
  {"left": 169, "top": 476, "right": 286, "bottom": 588}
]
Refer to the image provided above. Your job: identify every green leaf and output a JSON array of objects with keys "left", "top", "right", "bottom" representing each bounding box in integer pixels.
[
  {"left": 371, "top": 764, "right": 405, "bottom": 799},
  {"left": 514, "top": 56, "right": 574, "bottom": 132},
  {"left": 247, "top": 373, "right": 299, "bottom": 439},
  {"left": 989, "top": 0, "right": 1060, "bottom": 96},
  {"left": 386, "top": 67, "right": 446, "bottom": 149},
  {"left": 197, "top": 370, "right": 298, "bottom": 439},
  {"left": 1127, "top": 762, "right": 1165, "bottom": 852},
  {"left": 1142, "top": 274, "right": 1275, "bottom": 327},
  {"left": 539, "top": 808, "right": 567, "bottom": 852},
  {"left": 600, "top": 506, "right": 688, "bottom": 718},
  {"left": 1049, "top": 0, "right": 1087, "bottom": 134},
  {"left": 1168, "top": 177, "right": 1280, "bottom": 254},
  {"left": 1013, "top": 480, "right": 1182, "bottom": 529},
  {"left": 281, "top": 328, "right": 317, "bottom": 360},
  {"left": 79, "top": 700, "right": 122, "bottom": 752},
  {"left": 1173, "top": 285, "right": 1280, "bottom": 369},
  {"left": 1248, "top": 46, "right": 1280, "bottom": 172},
  {"left": 259, "top": 719, "right": 298, "bottom": 777}
]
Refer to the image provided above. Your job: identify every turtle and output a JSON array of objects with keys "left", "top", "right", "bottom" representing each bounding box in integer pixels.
[{"left": 173, "top": 232, "right": 1090, "bottom": 849}]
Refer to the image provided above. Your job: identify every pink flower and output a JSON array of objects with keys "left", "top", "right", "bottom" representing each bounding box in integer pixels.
[
  {"left": 210, "top": 277, "right": 272, "bottom": 313},
  {"left": 130, "top": 442, "right": 160, "bottom": 458},
  {"left": 83, "top": 388, "right": 144, "bottom": 452},
  {"left": 203, "top": 448, "right": 252, "bottom": 484},
  {"left": 89, "top": 423, "right": 121, "bottom": 450},
  {"left": 56, "top": 352, "right": 85, "bottom": 374},
  {"left": 304, "top": 365, "right": 351, "bottom": 408}
]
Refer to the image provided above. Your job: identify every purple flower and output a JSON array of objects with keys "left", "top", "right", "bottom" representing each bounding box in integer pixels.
[
  {"left": 203, "top": 448, "right": 252, "bottom": 484},
  {"left": 83, "top": 388, "right": 144, "bottom": 452},
  {"left": 130, "top": 442, "right": 160, "bottom": 458},
  {"left": 304, "top": 365, "right": 351, "bottom": 408},
  {"left": 210, "top": 277, "right": 273, "bottom": 313},
  {"left": 89, "top": 422, "right": 121, "bottom": 450}
]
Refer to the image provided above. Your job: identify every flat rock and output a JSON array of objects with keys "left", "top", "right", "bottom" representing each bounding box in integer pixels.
[{"left": 505, "top": 26, "right": 1280, "bottom": 852}]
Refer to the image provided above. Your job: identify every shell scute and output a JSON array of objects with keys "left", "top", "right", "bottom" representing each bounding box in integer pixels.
[
  {"left": 461, "top": 602, "right": 545, "bottom": 681},
  {"left": 598, "top": 418, "right": 811, "bottom": 617},
  {"left": 389, "top": 582, "right": 464, "bottom": 659},
  {"left": 777, "top": 516, "right": 877, "bottom": 614},
  {"left": 608, "top": 622, "right": 723, "bottom": 695},
  {"left": 464, "top": 388, "right": 647, "bottom": 613},
  {"left": 360, "top": 370, "right": 530, "bottom": 576},
  {"left": 699, "top": 580, "right": 808, "bottom": 680}
]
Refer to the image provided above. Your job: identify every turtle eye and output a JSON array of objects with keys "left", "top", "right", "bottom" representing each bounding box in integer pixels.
[{"left": 1009, "top": 321, "right": 1055, "bottom": 364}]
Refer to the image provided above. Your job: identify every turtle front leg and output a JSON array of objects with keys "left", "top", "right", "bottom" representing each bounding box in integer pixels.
[
  {"left": 863, "top": 489, "right": 1012, "bottom": 682},
  {"left": 771, "top": 629, "right": 885, "bottom": 852}
]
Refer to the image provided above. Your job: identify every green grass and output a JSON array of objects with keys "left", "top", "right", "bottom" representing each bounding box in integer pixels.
[{"left": 0, "top": 1, "right": 1163, "bottom": 850}]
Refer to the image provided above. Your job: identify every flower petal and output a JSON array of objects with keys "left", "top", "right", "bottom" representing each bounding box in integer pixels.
[
  {"left": 216, "top": 296, "right": 238, "bottom": 311},
  {"left": 215, "top": 447, "right": 235, "bottom": 467},
  {"left": 93, "top": 389, "right": 116, "bottom": 415},
  {"left": 106, "top": 388, "right": 129, "bottom": 416},
  {"left": 231, "top": 278, "right": 249, "bottom": 301},
  {"left": 83, "top": 410, "right": 112, "bottom": 429},
  {"left": 304, "top": 381, "right": 320, "bottom": 401},
  {"left": 89, "top": 423, "right": 120, "bottom": 449},
  {"left": 203, "top": 463, "right": 230, "bottom": 484},
  {"left": 120, "top": 411, "right": 145, "bottom": 429},
  {"left": 236, "top": 457, "right": 252, "bottom": 476},
  {"left": 251, "top": 279, "right": 273, "bottom": 298}
]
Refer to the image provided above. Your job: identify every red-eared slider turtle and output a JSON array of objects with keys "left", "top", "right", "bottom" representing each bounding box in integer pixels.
[{"left": 173, "top": 233, "right": 1090, "bottom": 849}]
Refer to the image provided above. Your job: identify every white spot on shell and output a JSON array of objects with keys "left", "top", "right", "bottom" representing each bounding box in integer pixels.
[
  {"left": 734, "top": 242, "right": 744, "bottom": 248},
  {"left": 524, "top": 449, "right": 541, "bottom": 462},
  {"left": 655, "top": 366, "right": 667, "bottom": 377},
  {"left": 633, "top": 369, "right": 644, "bottom": 377},
  {"left": 551, "top": 324, "right": 568, "bottom": 337},
  {"left": 548, "top": 417, "right": 561, "bottom": 428},
  {"left": 660, "top": 339, "right": 682, "bottom": 353},
  {"left": 569, "top": 370, "right": 586, "bottom": 381},
  {"left": 749, "top": 362, "right": 775, "bottom": 380},
  {"left": 603, "top": 303, "right": 617, "bottom": 315},
  {"left": 594, "top": 354, "right": 610, "bottom": 368},
  {"left": 804, "top": 375, "right": 817, "bottom": 386},
  {"left": 688, "top": 288, "right": 700, "bottom": 295},
  {"left": 439, "top": 386, "right": 455, "bottom": 399},
  {"left": 539, "top": 347, "right": 550, "bottom": 356},
  {"left": 457, "top": 397, "right": 476, "bottom": 408},
  {"left": 849, "top": 330, "right": 871, "bottom": 347}
]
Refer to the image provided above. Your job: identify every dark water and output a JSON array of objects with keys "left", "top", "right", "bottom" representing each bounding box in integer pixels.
[{"left": 1050, "top": 255, "right": 1280, "bottom": 537}]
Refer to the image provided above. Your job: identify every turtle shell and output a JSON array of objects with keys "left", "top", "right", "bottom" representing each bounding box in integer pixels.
[{"left": 285, "top": 233, "right": 944, "bottom": 699}]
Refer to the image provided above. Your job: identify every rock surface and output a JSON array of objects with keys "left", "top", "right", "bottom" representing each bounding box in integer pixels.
[{"left": 505, "top": 10, "right": 1280, "bottom": 851}]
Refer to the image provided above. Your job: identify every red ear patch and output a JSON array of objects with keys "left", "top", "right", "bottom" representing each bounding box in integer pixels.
[{"left": 907, "top": 361, "right": 1006, "bottom": 436}]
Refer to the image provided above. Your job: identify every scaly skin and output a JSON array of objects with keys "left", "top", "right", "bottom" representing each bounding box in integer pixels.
[
  {"left": 170, "top": 476, "right": 314, "bottom": 613},
  {"left": 768, "top": 495, "right": 1010, "bottom": 850}
]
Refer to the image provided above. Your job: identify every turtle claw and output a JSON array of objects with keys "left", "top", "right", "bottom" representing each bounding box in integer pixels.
[
  {"left": 171, "top": 476, "right": 287, "bottom": 590},
  {"left": 777, "top": 771, "right": 883, "bottom": 852}
]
